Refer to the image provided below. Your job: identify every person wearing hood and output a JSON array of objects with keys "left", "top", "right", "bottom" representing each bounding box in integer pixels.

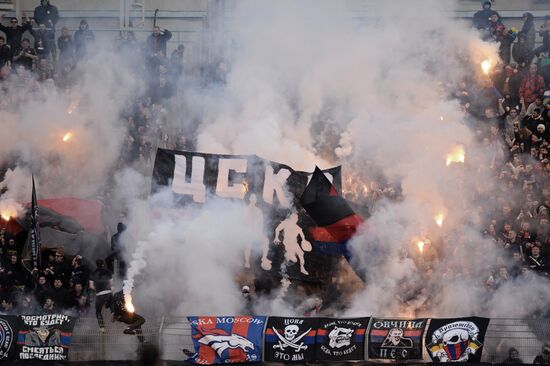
[
  {"left": 74, "top": 19, "right": 94, "bottom": 61},
  {"left": 33, "top": 0, "right": 58, "bottom": 30},
  {"left": 473, "top": 1, "right": 498, "bottom": 31},
  {"left": 512, "top": 33, "right": 534, "bottom": 70},
  {"left": 520, "top": 13, "right": 536, "bottom": 51}
]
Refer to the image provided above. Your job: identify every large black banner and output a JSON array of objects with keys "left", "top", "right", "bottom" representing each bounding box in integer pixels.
[
  {"left": 151, "top": 149, "right": 343, "bottom": 282},
  {"left": 17, "top": 314, "right": 76, "bottom": 361},
  {"left": 368, "top": 318, "right": 427, "bottom": 361},
  {"left": 151, "top": 149, "right": 342, "bottom": 206},
  {"left": 425, "top": 317, "right": 490, "bottom": 363},
  {"left": 264, "top": 317, "right": 318, "bottom": 363},
  {"left": 315, "top": 317, "right": 369, "bottom": 362},
  {"left": 0, "top": 316, "right": 18, "bottom": 360}
]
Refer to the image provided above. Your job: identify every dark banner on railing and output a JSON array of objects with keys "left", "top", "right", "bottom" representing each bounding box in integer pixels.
[
  {"left": 368, "top": 318, "right": 427, "bottom": 361},
  {"left": 187, "top": 316, "right": 266, "bottom": 364},
  {"left": 16, "top": 314, "right": 76, "bottom": 361},
  {"left": 0, "top": 316, "right": 18, "bottom": 360},
  {"left": 425, "top": 317, "right": 489, "bottom": 363},
  {"left": 264, "top": 317, "right": 318, "bottom": 363},
  {"left": 315, "top": 317, "right": 369, "bottom": 362}
]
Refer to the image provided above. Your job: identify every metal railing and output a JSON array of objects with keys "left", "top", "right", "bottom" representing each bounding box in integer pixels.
[{"left": 66, "top": 316, "right": 550, "bottom": 362}]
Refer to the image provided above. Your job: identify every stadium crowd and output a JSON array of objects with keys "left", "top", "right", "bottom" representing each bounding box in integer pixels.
[{"left": 0, "top": 0, "right": 549, "bottom": 355}]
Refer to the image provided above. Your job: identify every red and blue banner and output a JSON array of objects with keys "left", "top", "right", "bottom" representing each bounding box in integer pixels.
[
  {"left": 264, "top": 317, "right": 318, "bottom": 363},
  {"left": 315, "top": 317, "right": 369, "bottom": 361},
  {"left": 187, "top": 316, "right": 266, "bottom": 364},
  {"left": 16, "top": 314, "right": 76, "bottom": 361},
  {"left": 368, "top": 318, "right": 427, "bottom": 361}
]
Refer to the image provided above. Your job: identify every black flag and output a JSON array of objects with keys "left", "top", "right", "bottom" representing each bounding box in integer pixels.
[{"left": 29, "top": 175, "right": 41, "bottom": 269}]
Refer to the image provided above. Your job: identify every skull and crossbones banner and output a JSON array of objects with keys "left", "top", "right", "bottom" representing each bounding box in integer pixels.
[
  {"left": 368, "top": 318, "right": 427, "bottom": 361},
  {"left": 264, "top": 317, "right": 318, "bottom": 362},
  {"left": 315, "top": 317, "right": 369, "bottom": 361},
  {"left": 425, "top": 317, "right": 489, "bottom": 363}
]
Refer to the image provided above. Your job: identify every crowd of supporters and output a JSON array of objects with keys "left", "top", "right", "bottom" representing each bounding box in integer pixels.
[
  {"left": 0, "top": 0, "right": 191, "bottom": 330},
  {"left": 0, "top": 0, "right": 550, "bottom": 350}
]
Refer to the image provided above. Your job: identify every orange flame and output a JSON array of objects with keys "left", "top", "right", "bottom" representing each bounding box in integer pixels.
[
  {"left": 446, "top": 145, "right": 465, "bottom": 166},
  {"left": 124, "top": 293, "right": 135, "bottom": 313},
  {"left": 435, "top": 213, "right": 444, "bottom": 227},
  {"left": 481, "top": 59, "right": 491, "bottom": 75},
  {"left": 62, "top": 132, "right": 73, "bottom": 142},
  {"left": 417, "top": 241, "right": 425, "bottom": 253}
]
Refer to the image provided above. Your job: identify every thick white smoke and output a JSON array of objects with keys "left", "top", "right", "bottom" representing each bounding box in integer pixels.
[{"left": 2, "top": 0, "right": 548, "bottom": 320}]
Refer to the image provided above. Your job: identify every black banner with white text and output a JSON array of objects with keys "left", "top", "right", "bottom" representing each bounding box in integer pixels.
[{"left": 17, "top": 314, "right": 76, "bottom": 361}]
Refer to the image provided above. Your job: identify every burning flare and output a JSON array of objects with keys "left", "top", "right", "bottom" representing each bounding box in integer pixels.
[
  {"left": 243, "top": 181, "right": 249, "bottom": 194},
  {"left": 67, "top": 99, "right": 79, "bottom": 115},
  {"left": 124, "top": 293, "right": 135, "bottom": 313},
  {"left": 0, "top": 199, "right": 22, "bottom": 222},
  {"left": 439, "top": 115, "right": 444, "bottom": 121},
  {"left": 446, "top": 145, "right": 465, "bottom": 166},
  {"left": 435, "top": 213, "right": 444, "bottom": 227},
  {"left": 62, "top": 132, "right": 73, "bottom": 142},
  {"left": 416, "top": 240, "right": 425, "bottom": 253},
  {"left": 481, "top": 59, "right": 491, "bottom": 75}
]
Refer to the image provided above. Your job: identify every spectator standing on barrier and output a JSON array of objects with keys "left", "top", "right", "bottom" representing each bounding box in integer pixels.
[
  {"left": 109, "top": 290, "right": 145, "bottom": 343},
  {"left": 0, "top": 13, "right": 32, "bottom": 51},
  {"left": 534, "top": 342, "right": 550, "bottom": 365},
  {"left": 146, "top": 26, "right": 172, "bottom": 57},
  {"left": 473, "top": 1, "right": 498, "bottom": 35},
  {"left": 74, "top": 19, "right": 94, "bottom": 61},
  {"left": 89, "top": 259, "right": 112, "bottom": 333},
  {"left": 504, "top": 347, "right": 524, "bottom": 364},
  {"left": 33, "top": 0, "right": 58, "bottom": 31}
]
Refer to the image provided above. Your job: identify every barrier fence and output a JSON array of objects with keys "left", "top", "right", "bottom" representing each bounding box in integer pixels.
[{"left": 65, "top": 316, "right": 550, "bottom": 363}]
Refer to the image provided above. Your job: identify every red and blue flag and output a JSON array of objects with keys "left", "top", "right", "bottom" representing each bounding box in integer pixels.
[
  {"left": 187, "top": 316, "right": 266, "bottom": 364},
  {"left": 300, "top": 167, "right": 364, "bottom": 260}
]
